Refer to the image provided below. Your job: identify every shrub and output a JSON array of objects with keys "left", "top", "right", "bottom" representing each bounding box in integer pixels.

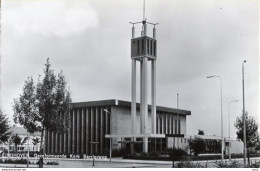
[
  {"left": 255, "top": 144, "right": 260, "bottom": 151},
  {"left": 140, "top": 152, "right": 149, "bottom": 157},
  {"left": 1, "top": 148, "right": 8, "bottom": 153},
  {"left": 127, "top": 152, "right": 137, "bottom": 157},
  {"left": 215, "top": 159, "right": 260, "bottom": 168},
  {"left": 46, "top": 161, "right": 59, "bottom": 165},
  {"left": 35, "top": 160, "right": 59, "bottom": 165},
  {"left": 0, "top": 158, "right": 59, "bottom": 165},
  {"left": 214, "top": 160, "right": 243, "bottom": 168},
  {"left": 249, "top": 160, "right": 260, "bottom": 168},
  {"left": 149, "top": 151, "right": 160, "bottom": 157},
  {"left": 112, "top": 148, "right": 127, "bottom": 157},
  {"left": 176, "top": 160, "right": 207, "bottom": 168},
  {"left": 0, "top": 159, "right": 27, "bottom": 164},
  {"left": 188, "top": 137, "right": 206, "bottom": 156},
  {"left": 169, "top": 147, "right": 187, "bottom": 161}
]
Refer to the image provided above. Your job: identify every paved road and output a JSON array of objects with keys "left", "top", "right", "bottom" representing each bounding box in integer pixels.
[
  {"left": 0, "top": 157, "right": 172, "bottom": 168},
  {"left": 0, "top": 157, "right": 259, "bottom": 168}
]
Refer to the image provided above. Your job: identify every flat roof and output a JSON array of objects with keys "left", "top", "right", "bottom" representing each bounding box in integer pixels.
[
  {"left": 10, "top": 127, "right": 41, "bottom": 136},
  {"left": 104, "top": 134, "right": 165, "bottom": 138},
  {"left": 72, "top": 99, "right": 191, "bottom": 115},
  {"left": 185, "top": 135, "right": 239, "bottom": 141}
]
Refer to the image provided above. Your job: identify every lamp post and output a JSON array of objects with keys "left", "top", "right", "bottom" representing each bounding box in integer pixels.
[
  {"left": 89, "top": 142, "right": 99, "bottom": 166},
  {"left": 228, "top": 100, "right": 239, "bottom": 161},
  {"left": 177, "top": 93, "right": 179, "bottom": 148},
  {"left": 103, "top": 109, "right": 112, "bottom": 162},
  {"left": 207, "top": 75, "right": 224, "bottom": 162},
  {"left": 242, "top": 60, "right": 247, "bottom": 166}
]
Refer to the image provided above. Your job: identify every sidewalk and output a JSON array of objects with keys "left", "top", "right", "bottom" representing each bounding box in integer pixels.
[
  {"left": 0, "top": 164, "right": 38, "bottom": 168},
  {"left": 106, "top": 157, "right": 172, "bottom": 164}
]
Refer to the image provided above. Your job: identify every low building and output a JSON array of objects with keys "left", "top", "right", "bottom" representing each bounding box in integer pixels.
[
  {"left": 0, "top": 126, "right": 41, "bottom": 153},
  {"left": 184, "top": 135, "right": 243, "bottom": 155},
  {"left": 44, "top": 99, "right": 191, "bottom": 155}
]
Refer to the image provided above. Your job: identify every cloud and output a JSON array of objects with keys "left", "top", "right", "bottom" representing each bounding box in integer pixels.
[{"left": 2, "top": 0, "right": 98, "bottom": 36}]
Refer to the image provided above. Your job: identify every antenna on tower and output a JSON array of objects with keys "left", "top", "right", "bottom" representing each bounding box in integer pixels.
[
  {"left": 143, "top": 0, "right": 145, "bottom": 21},
  {"left": 129, "top": 0, "right": 158, "bottom": 37}
]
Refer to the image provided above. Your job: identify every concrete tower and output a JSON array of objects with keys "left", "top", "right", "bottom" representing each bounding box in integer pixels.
[{"left": 130, "top": 18, "right": 158, "bottom": 152}]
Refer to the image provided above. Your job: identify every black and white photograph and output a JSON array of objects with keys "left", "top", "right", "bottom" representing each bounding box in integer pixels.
[{"left": 0, "top": 0, "right": 259, "bottom": 169}]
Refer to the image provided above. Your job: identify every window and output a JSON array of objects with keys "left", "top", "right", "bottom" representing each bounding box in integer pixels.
[
  {"left": 167, "top": 116, "right": 170, "bottom": 134},
  {"left": 150, "top": 40, "right": 153, "bottom": 55},
  {"left": 147, "top": 39, "right": 149, "bottom": 55},
  {"left": 154, "top": 42, "right": 156, "bottom": 56},
  {"left": 142, "top": 39, "right": 144, "bottom": 54},
  {"left": 163, "top": 116, "right": 166, "bottom": 134},
  {"left": 225, "top": 142, "right": 230, "bottom": 147},
  {"left": 175, "top": 120, "right": 177, "bottom": 134},
  {"left": 178, "top": 120, "right": 181, "bottom": 134},
  {"left": 174, "top": 119, "right": 181, "bottom": 134},
  {"left": 160, "top": 117, "right": 163, "bottom": 134},
  {"left": 156, "top": 117, "right": 159, "bottom": 134},
  {"left": 137, "top": 40, "right": 140, "bottom": 55},
  {"left": 172, "top": 117, "right": 174, "bottom": 134}
]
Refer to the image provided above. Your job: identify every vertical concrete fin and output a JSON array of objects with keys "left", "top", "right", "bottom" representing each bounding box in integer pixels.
[
  {"left": 131, "top": 59, "right": 136, "bottom": 135},
  {"left": 151, "top": 60, "right": 156, "bottom": 134}
]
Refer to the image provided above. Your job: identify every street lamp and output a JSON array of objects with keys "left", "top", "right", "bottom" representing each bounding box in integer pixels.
[
  {"left": 176, "top": 93, "right": 180, "bottom": 148},
  {"left": 89, "top": 142, "right": 99, "bottom": 166},
  {"left": 103, "top": 109, "right": 112, "bottom": 162},
  {"left": 242, "top": 60, "right": 247, "bottom": 166},
  {"left": 228, "top": 100, "right": 239, "bottom": 161},
  {"left": 207, "top": 75, "right": 224, "bottom": 162}
]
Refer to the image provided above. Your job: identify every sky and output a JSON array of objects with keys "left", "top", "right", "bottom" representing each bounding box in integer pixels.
[{"left": 1, "top": 0, "right": 259, "bottom": 139}]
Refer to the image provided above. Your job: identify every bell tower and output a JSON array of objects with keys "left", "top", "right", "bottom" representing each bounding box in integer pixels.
[{"left": 130, "top": 3, "right": 158, "bottom": 153}]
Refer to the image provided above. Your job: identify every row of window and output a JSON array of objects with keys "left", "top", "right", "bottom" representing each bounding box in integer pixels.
[
  {"left": 9, "top": 146, "right": 39, "bottom": 151},
  {"left": 156, "top": 115, "right": 181, "bottom": 134}
]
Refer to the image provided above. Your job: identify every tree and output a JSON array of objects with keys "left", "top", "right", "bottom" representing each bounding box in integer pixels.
[
  {"left": 0, "top": 109, "right": 11, "bottom": 143},
  {"left": 13, "top": 58, "right": 72, "bottom": 154},
  {"left": 21, "top": 137, "right": 28, "bottom": 145},
  {"left": 255, "top": 143, "right": 260, "bottom": 151},
  {"left": 32, "top": 137, "right": 40, "bottom": 146},
  {"left": 234, "top": 112, "right": 259, "bottom": 145},
  {"left": 11, "top": 134, "right": 22, "bottom": 152},
  {"left": 234, "top": 112, "right": 259, "bottom": 165},
  {"left": 188, "top": 137, "right": 206, "bottom": 156},
  {"left": 198, "top": 129, "right": 204, "bottom": 135}
]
